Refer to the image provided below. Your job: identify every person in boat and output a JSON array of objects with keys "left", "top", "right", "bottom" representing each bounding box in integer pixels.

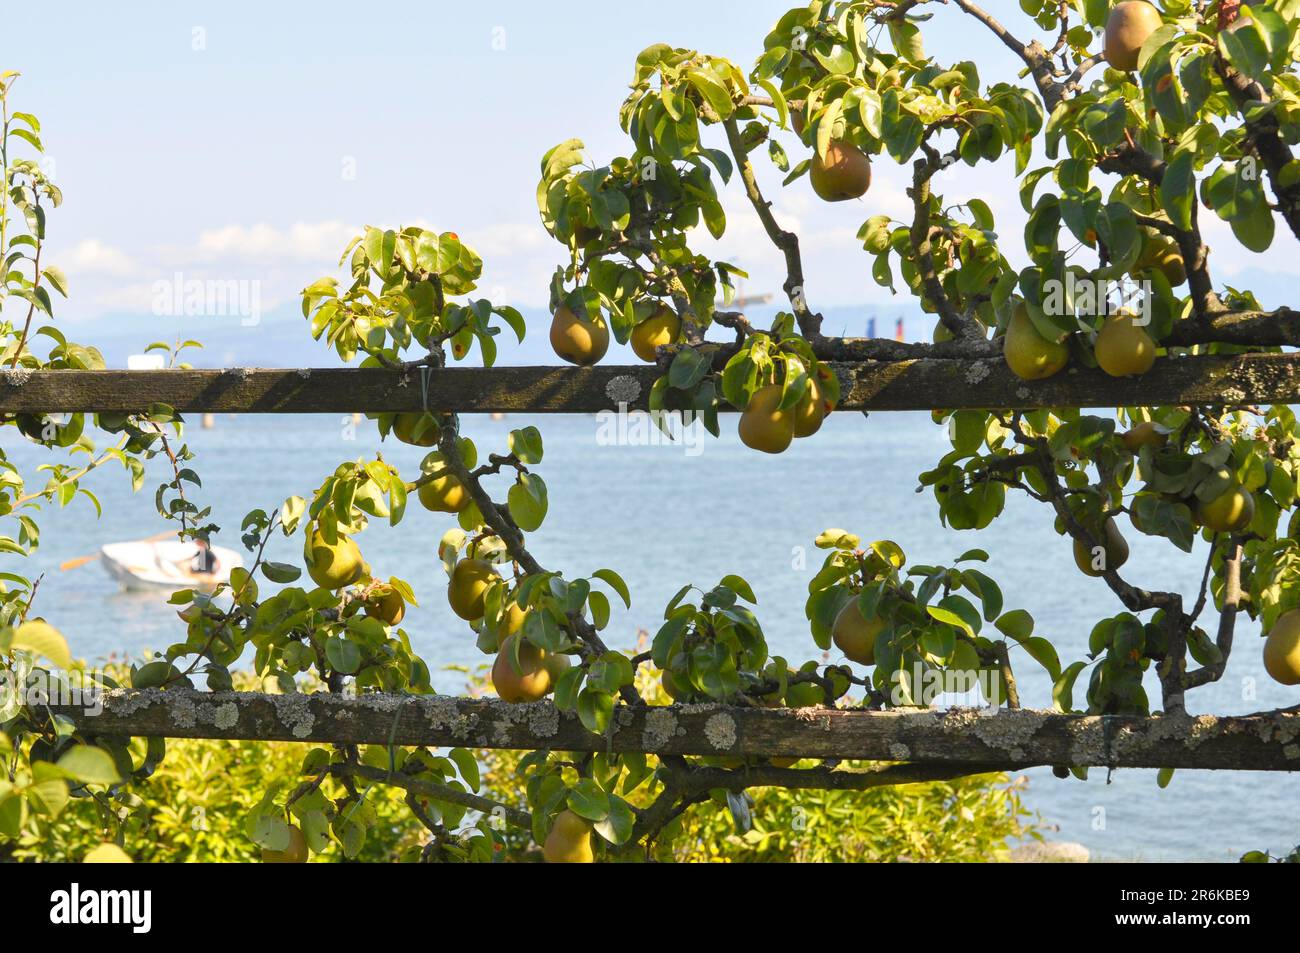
[{"left": 189, "top": 538, "right": 219, "bottom": 575}]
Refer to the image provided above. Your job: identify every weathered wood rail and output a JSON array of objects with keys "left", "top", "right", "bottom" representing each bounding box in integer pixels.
[
  {"left": 52, "top": 689, "right": 1300, "bottom": 771},
  {"left": 1, "top": 352, "right": 1297, "bottom": 414}
]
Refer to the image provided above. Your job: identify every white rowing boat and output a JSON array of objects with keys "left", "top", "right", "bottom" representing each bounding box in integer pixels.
[{"left": 99, "top": 539, "right": 243, "bottom": 591}]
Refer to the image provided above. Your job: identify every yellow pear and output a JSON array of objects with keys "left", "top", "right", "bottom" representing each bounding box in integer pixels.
[
  {"left": 1004, "top": 302, "right": 1068, "bottom": 380},
  {"left": 738, "top": 384, "right": 795, "bottom": 454},
  {"left": 499, "top": 601, "right": 527, "bottom": 638},
  {"left": 933, "top": 322, "right": 955, "bottom": 343},
  {"left": 1151, "top": 243, "right": 1187, "bottom": 287},
  {"left": 1263, "top": 610, "right": 1300, "bottom": 686},
  {"left": 417, "top": 470, "right": 469, "bottom": 513},
  {"left": 1196, "top": 483, "right": 1255, "bottom": 533},
  {"left": 832, "top": 598, "right": 884, "bottom": 665},
  {"left": 629, "top": 305, "right": 681, "bottom": 362},
  {"left": 307, "top": 527, "right": 364, "bottom": 590},
  {"left": 543, "top": 809, "right": 594, "bottom": 863},
  {"left": 492, "top": 634, "right": 556, "bottom": 703},
  {"left": 1072, "top": 518, "right": 1130, "bottom": 577},
  {"left": 810, "top": 140, "right": 872, "bottom": 202},
  {"left": 363, "top": 585, "right": 405, "bottom": 626},
  {"left": 543, "top": 651, "right": 573, "bottom": 683},
  {"left": 550, "top": 305, "right": 609, "bottom": 366},
  {"left": 1137, "top": 231, "right": 1187, "bottom": 286},
  {"left": 792, "top": 375, "right": 826, "bottom": 438},
  {"left": 791, "top": 104, "right": 807, "bottom": 136},
  {"left": 1095, "top": 311, "right": 1156, "bottom": 377},
  {"left": 1104, "top": 1, "right": 1164, "bottom": 71},
  {"left": 660, "top": 667, "right": 687, "bottom": 701},
  {"left": 447, "top": 558, "right": 496, "bottom": 621},
  {"left": 1121, "top": 421, "right": 1168, "bottom": 453},
  {"left": 572, "top": 222, "right": 601, "bottom": 246},
  {"left": 262, "top": 824, "right": 308, "bottom": 863},
  {"left": 392, "top": 412, "right": 438, "bottom": 447}
]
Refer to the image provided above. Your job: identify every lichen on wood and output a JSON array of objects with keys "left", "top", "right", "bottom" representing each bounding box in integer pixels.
[{"left": 45, "top": 688, "right": 1300, "bottom": 771}]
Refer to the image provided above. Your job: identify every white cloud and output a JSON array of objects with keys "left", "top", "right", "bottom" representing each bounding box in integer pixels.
[
  {"left": 471, "top": 222, "right": 551, "bottom": 256},
  {"left": 58, "top": 219, "right": 562, "bottom": 318},
  {"left": 189, "top": 221, "right": 360, "bottom": 263},
  {"left": 61, "top": 238, "right": 137, "bottom": 276}
]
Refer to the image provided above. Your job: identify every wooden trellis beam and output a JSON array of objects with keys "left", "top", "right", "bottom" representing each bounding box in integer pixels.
[
  {"left": 50, "top": 689, "right": 1300, "bottom": 771},
  {"left": 1, "top": 352, "right": 1297, "bottom": 414}
]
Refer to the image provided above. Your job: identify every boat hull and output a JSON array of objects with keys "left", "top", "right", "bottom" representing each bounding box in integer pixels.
[{"left": 100, "top": 540, "right": 243, "bottom": 592}]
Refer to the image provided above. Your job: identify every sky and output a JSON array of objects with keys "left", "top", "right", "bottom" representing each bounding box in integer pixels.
[{"left": 2, "top": 0, "right": 1297, "bottom": 361}]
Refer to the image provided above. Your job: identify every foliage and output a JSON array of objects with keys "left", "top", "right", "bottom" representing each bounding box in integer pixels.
[
  {"left": 5, "top": 673, "right": 421, "bottom": 863},
  {"left": 667, "top": 773, "right": 1031, "bottom": 863}
]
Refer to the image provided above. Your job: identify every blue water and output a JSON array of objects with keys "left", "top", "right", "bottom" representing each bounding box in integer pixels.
[{"left": 3, "top": 410, "right": 1296, "bottom": 861}]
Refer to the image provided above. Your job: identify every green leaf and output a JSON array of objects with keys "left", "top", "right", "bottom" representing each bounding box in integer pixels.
[
  {"left": 887, "top": 18, "right": 924, "bottom": 62},
  {"left": 26, "top": 778, "right": 70, "bottom": 816},
  {"left": 1021, "top": 636, "right": 1061, "bottom": 680},
  {"left": 251, "top": 813, "right": 291, "bottom": 850},
  {"left": 1202, "top": 161, "right": 1274, "bottom": 252},
  {"left": 42, "top": 265, "right": 69, "bottom": 297},
  {"left": 726, "top": 790, "right": 753, "bottom": 834},
  {"left": 10, "top": 620, "right": 71, "bottom": 668},
  {"left": 686, "top": 68, "right": 735, "bottom": 119},
  {"left": 448, "top": 747, "right": 480, "bottom": 792},
  {"left": 56, "top": 746, "right": 122, "bottom": 786},
  {"left": 882, "top": 88, "right": 923, "bottom": 162},
  {"left": 577, "top": 687, "right": 614, "bottom": 734},
  {"left": 757, "top": 78, "right": 788, "bottom": 129},
  {"left": 1217, "top": 17, "right": 1269, "bottom": 81},
  {"left": 1053, "top": 660, "right": 1087, "bottom": 712},
  {"left": 994, "top": 609, "right": 1034, "bottom": 642},
  {"left": 1159, "top": 149, "right": 1195, "bottom": 231},
  {"left": 83, "top": 843, "right": 133, "bottom": 863},
  {"left": 718, "top": 573, "right": 756, "bottom": 604},
  {"left": 926, "top": 605, "right": 973, "bottom": 637},
  {"left": 508, "top": 426, "right": 544, "bottom": 464},
  {"left": 566, "top": 778, "right": 611, "bottom": 821},
  {"left": 937, "top": 594, "right": 982, "bottom": 635},
  {"left": 592, "top": 795, "right": 636, "bottom": 844},
  {"left": 667, "top": 347, "right": 709, "bottom": 389},
  {"left": 591, "top": 568, "right": 631, "bottom": 608},
  {"left": 815, "top": 528, "right": 860, "bottom": 550},
  {"left": 960, "top": 570, "right": 1003, "bottom": 622},
  {"left": 325, "top": 636, "right": 362, "bottom": 675},
  {"left": 858, "top": 214, "right": 892, "bottom": 253},
  {"left": 507, "top": 473, "right": 548, "bottom": 532},
  {"left": 651, "top": 614, "right": 688, "bottom": 667},
  {"left": 261, "top": 561, "right": 301, "bottom": 583},
  {"left": 857, "top": 88, "right": 882, "bottom": 139},
  {"left": 588, "top": 589, "right": 611, "bottom": 629}
]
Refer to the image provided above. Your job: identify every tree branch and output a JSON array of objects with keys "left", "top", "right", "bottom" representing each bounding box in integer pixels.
[
  {"left": 333, "top": 762, "right": 532, "bottom": 829},
  {"left": 1184, "top": 539, "right": 1243, "bottom": 690},
  {"left": 909, "top": 143, "right": 983, "bottom": 340},
  {"left": 722, "top": 116, "right": 821, "bottom": 340}
]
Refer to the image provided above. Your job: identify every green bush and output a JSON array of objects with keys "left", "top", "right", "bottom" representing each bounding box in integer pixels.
[
  {"left": 473, "top": 744, "right": 1033, "bottom": 864},
  {"left": 9, "top": 732, "right": 421, "bottom": 863},
  {"left": 669, "top": 773, "right": 1032, "bottom": 862}
]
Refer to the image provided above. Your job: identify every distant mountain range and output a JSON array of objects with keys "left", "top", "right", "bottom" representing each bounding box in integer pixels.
[
  {"left": 70, "top": 302, "right": 931, "bottom": 369},
  {"left": 67, "top": 262, "right": 1300, "bottom": 371}
]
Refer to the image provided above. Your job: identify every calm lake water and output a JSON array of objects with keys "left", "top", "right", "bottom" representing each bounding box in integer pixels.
[{"left": 3, "top": 410, "right": 1296, "bottom": 861}]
